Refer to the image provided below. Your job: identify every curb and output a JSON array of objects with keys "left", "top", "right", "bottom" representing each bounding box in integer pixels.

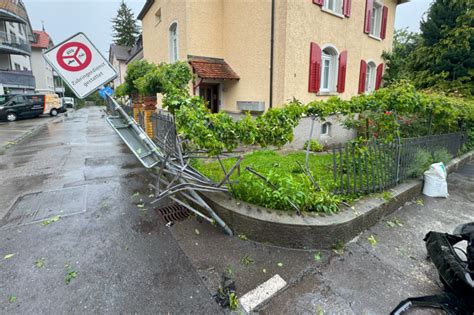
[{"left": 202, "top": 150, "right": 474, "bottom": 250}]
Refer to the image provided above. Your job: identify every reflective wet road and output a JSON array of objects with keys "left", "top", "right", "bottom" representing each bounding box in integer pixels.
[{"left": 0, "top": 107, "right": 221, "bottom": 313}]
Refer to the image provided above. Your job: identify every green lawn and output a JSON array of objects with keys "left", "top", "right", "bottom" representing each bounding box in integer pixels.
[{"left": 193, "top": 150, "right": 342, "bottom": 214}]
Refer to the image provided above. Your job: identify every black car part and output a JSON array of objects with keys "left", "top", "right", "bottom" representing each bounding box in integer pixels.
[{"left": 391, "top": 223, "right": 474, "bottom": 315}]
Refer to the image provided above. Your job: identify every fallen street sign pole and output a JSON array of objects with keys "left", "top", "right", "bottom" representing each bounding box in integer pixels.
[
  {"left": 44, "top": 32, "right": 117, "bottom": 99},
  {"left": 46, "top": 33, "right": 234, "bottom": 236}
]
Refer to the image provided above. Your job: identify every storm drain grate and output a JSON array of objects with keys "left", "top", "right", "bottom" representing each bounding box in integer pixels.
[{"left": 156, "top": 203, "right": 191, "bottom": 224}]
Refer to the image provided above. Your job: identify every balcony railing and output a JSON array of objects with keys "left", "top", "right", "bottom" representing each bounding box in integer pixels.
[
  {"left": 0, "top": 30, "right": 31, "bottom": 55},
  {"left": 0, "top": 0, "right": 29, "bottom": 24},
  {"left": 0, "top": 69, "right": 35, "bottom": 89}
]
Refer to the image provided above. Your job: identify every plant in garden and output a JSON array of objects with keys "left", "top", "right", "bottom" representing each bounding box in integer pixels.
[
  {"left": 304, "top": 139, "right": 324, "bottom": 152},
  {"left": 432, "top": 149, "right": 452, "bottom": 165},
  {"left": 407, "top": 149, "right": 433, "bottom": 178},
  {"left": 120, "top": 60, "right": 156, "bottom": 96}
]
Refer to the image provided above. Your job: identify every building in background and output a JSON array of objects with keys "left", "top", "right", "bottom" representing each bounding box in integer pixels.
[
  {"left": 126, "top": 34, "right": 143, "bottom": 66},
  {"left": 108, "top": 44, "right": 131, "bottom": 89},
  {"left": 139, "top": 0, "right": 409, "bottom": 114},
  {"left": 30, "top": 29, "right": 54, "bottom": 93},
  {"left": 0, "top": 0, "right": 35, "bottom": 94}
]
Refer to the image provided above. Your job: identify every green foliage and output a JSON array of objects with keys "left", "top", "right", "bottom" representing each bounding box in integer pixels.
[
  {"left": 111, "top": 0, "right": 140, "bottom": 46},
  {"left": 64, "top": 268, "right": 77, "bottom": 284},
  {"left": 304, "top": 139, "right": 324, "bottom": 152},
  {"left": 407, "top": 149, "right": 433, "bottom": 178},
  {"left": 228, "top": 293, "right": 238, "bottom": 311},
  {"left": 115, "top": 83, "right": 127, "bottom": 98},
  {"left": 384, "top": 0, "right": 473, "bottom": 96},
  {"left": 136, "top": 61, "right": 192, "bottom": 98},
  {"left": 432, "top": 149, "right": 452, "bottom": 164},
  {"left": 122, "top": 60, "right": 156, "bottom": 96},
  {"left": 194, "top": 151, "right": 342, "bottom": 213},
  {"left": 382, "top": 29, "right": 420, "bottom": 85},
  {"left": 240, "top": 255, "right": 254, "bottom": 266}
]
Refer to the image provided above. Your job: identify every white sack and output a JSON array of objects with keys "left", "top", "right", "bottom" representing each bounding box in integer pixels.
[{"left": 423, "top": 162, "right": 449, "bottom": 198}]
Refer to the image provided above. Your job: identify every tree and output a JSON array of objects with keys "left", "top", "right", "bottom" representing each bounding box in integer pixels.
[
  {"left": 382, "top": 29, "right": 420, "bottom": 85},
  {"left": 111, "top": 0, "right": 140, "bottom": 47},
  {"left": 383, "top": 0, "right": 473, "bottom": 96},
  {"left": 410, "top": 0, "right": 473, "bottom": 95}
]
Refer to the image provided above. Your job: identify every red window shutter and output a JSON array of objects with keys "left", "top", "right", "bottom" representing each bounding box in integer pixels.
[
  {"left": 337, "top": 51, "right": 348, "bottom": 93},
  {"left": 364, "top": 0, "right": 374, "bottom": 34},
  {"left": 308, "top": 42, "right": 322, "bottom": 93},
  {"left": 375, "top": 63, "right": 384, "bottom": 90},
  {"left": 343, "top": 0, "right": 352, "bottom": 17},
  {"left": 358, "top": 60, "right": 367, "bottom": 94},
  {"left": 313, "top": 0, "right": 324, "bottom": 5},
  {"left": 380, "top": 6, "right": 388, "bottom": 39}
]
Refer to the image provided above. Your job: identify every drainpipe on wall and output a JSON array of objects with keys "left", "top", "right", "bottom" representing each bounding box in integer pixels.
[{"left": 269, "top": 0, "right": 275, "bottom": 109}]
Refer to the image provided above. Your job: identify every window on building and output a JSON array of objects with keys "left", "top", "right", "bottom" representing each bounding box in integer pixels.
[
  {"left": 14, "top": 63, "right": 21, "bottom": 71},
  {"left": 370, "top": 2, "right": 383, "bottom": 38},
  {"left": 320, "top": 47, "right": 338, "bottom": 93},
  {"left": 155, "top": 8, "right": 162, "bottom": 25},
  {"left": 323, "top": 0, "right": 343, "bottom": 15},
  {"left": 18, "top": 24, "right": 23, "bottom": 35},
  {"left": 23, "top": 67, "right": 28, "bottom": 71},
  {"left": 321, "top": 122, "right": 332, "bottom": 136},
  {"left": 169, "top": 22, "right": 179, "bottom": 63},
  {"left": 9, "top": 31, "right": 16, "bottom": 43},
  {"left": 365, "top": 61, "right": 376, "bottom": 93}
]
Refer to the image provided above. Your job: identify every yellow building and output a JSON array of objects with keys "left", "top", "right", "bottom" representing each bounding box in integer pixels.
[{"left": 139, "top": 0, "right": 409, "bottom": 114}]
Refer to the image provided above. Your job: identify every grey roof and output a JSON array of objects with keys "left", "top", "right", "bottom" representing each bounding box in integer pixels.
[{"left": 109, "top": 44, "right": 132, "bottom": 62}]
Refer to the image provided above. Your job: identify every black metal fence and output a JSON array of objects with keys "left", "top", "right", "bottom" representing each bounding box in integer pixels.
[
  {"left": 332, "top": 132, "right": 466, "bottom": 195},
  {"left": 151, "top": 111, "right": 181, "bottom": 158}
]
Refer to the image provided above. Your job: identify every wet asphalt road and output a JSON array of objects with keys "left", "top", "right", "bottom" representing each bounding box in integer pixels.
[
  {"left": 0, "top": 107, "right": 221, "bottom": 313},
  {"left": 0, "top": 115, "right": 55, "bottom": 151}
]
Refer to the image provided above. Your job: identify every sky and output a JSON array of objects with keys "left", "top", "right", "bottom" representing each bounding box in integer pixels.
[{"left": 23, "top": 0, "right": 432, "bottom": 57}]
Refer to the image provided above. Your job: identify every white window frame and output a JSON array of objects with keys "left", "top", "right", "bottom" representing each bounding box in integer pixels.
[
  {"left": 169, "top": 22, "right": 179, "bottom": 63},
  {"left": 365, "top": 61, "right": 377, "bottom": 93},
  {"left": 370, "top": 2, "right": 383, "bottom": 38},
  {"left": 320, "top": 45, "right": 339, "bottom": 93},
  {"left": 321, "top": 122, "right": 332, "bottom": 136},
  {"left": 323, "top": 0, "right": 343, "bottom": 15}
]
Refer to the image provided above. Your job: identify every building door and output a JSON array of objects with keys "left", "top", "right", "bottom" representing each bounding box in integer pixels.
[{"left": 199, "top": 84, "right": 219, "bottom": 113}]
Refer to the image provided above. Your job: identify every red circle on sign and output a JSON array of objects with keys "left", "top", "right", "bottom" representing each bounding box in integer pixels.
[{"left": 56, "top": 42, "right": 92, "bottom": 72}]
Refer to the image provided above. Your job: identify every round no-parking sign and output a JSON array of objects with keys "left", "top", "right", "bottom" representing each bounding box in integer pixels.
[
  {"left": 56, "top": 42, "right": 92, "bottom": 72},
  {"left": 44, "top": 32, "right": 117, "bottom": 99}
]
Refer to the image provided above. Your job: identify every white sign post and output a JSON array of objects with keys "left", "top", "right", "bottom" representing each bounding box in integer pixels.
[{"left": 44, "top": 32, "right": 117, "bottom": 99}]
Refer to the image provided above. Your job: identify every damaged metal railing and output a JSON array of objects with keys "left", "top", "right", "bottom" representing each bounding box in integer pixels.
[{"left": 104, "top": 95, "right": 238, "bottom": 235}]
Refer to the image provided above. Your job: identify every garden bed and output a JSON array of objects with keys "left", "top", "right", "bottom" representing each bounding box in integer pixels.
[
  {"left": 193, "top": 150, "right": 344, "bottom": 214},
  {"left": 198, "top": 150, "right": 474, "bottom": 249}
]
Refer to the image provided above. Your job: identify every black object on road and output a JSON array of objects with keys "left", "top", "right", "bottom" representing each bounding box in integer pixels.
[{"left": 391, "top": 222, "right": 474, "bottom": 314}]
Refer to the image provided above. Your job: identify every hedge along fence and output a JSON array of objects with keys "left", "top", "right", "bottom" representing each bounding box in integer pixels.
[
  {"left": 118, "top": 61, "right": 474, "bottom": 156},
  {"left": 332, "top": 132, "right": 466, "bottom": 195}
]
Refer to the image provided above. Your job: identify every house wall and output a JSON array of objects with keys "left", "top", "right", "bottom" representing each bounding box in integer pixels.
[
  {"left": 220, "top": 0, "right": 272, "bottom": 113},
  {"left": 111, "top": 57, "right": 128, "bottom": 88},
  {"left": 141, "top": 0, "right": 187, "bottom": 64},
  {"left": 186, "top": 0, "right": 223, "bottom": 59},
  {"left": 31, "top": 48, "right": 54, "bottom": 91},
  {"left": 279, "top": 0, "right": 398, "bottom": 105}
]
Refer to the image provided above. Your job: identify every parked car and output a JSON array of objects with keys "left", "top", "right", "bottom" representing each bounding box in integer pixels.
[
  {"left": 62, "top": 97, "right": 75, "bottom": 109},
  {"left": 0, "top": 93, "right": 62, "bottom": 122}
]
